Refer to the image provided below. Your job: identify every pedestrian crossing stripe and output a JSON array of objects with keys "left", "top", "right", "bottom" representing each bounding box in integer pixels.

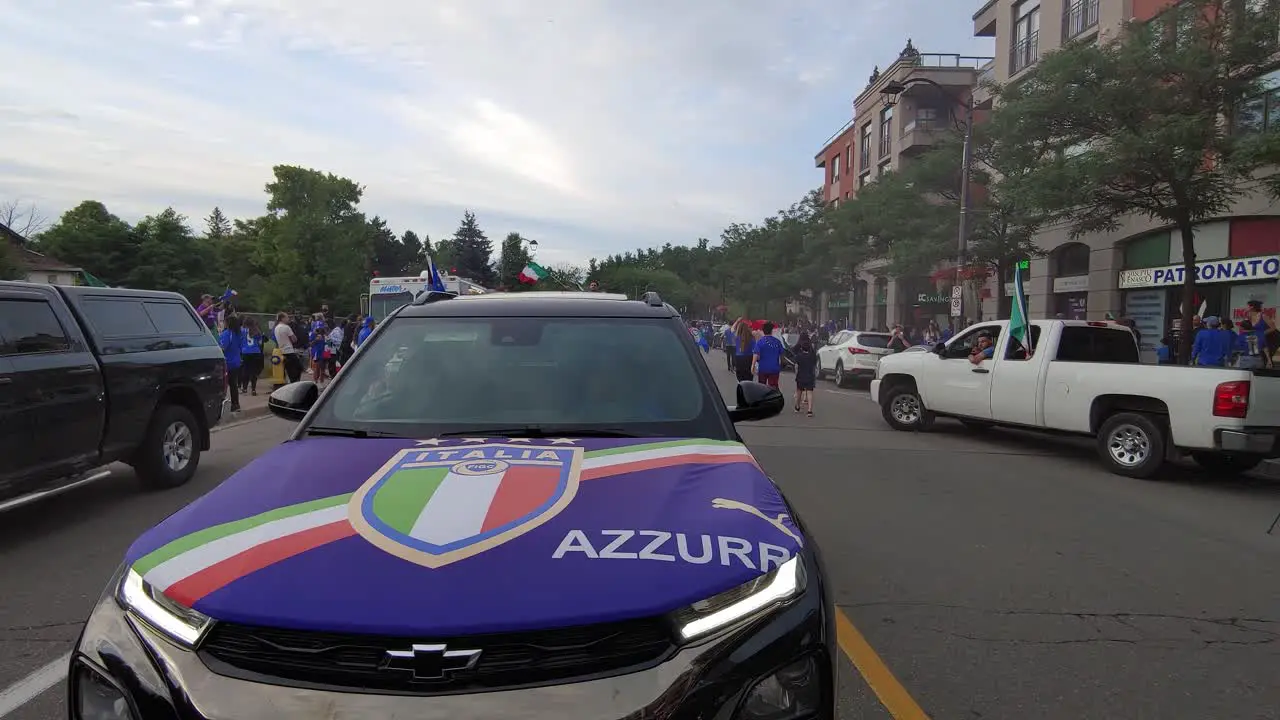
[{"left": 130, "top": 439, "right": 759, "bottom": 606}]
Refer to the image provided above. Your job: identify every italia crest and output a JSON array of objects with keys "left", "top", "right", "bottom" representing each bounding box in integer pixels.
[{"left": 350, "top": 443, "right": 584, "bottom": 568}]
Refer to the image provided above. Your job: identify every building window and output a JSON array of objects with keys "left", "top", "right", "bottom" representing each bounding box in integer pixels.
[
  {"left": 846, "top": 143, "right": 852, "bottom": 173},
  {"left": 858, "top": 174, "right": 867, "bottom": 189},
  {"left": 907, "top": 107, "right": 938, "bottom": 134},
  {"left": 1012, "top": 0, "right": 1040, "bottom": 74},
  {"left": 1234, "top": 69, "right": 1280, "bottom": 133},
  {"left": 859, "top": 122, "right": 872, "bottom": 171},
  {"left": 1062, "top": 0, "right": 1098, "bottom": 41},
  {"left": 46, "top": 274, "right": 58, "bottom": 284},
  {"left": 832, "top": 154, "right": 841, "bottom": 184},
  {"left": 877, "top": 159, "right": 892, "bottom": 177},
  {"left": 878, "top": 106, "right": 894, "bottom": 158}
]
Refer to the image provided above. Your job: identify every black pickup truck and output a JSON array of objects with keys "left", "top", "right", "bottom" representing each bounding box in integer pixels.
[{"left": 0, "top": 282, "right": 226, "bottom": 512}]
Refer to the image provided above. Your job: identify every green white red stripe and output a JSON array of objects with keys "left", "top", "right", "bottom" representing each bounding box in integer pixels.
[{"left": 132, "top": 440, "right": 758, "bottom": 606}]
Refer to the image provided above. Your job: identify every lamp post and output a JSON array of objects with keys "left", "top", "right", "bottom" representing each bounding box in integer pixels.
[{"left": 881, "top": 78, "right": 975, "bottom": 323}]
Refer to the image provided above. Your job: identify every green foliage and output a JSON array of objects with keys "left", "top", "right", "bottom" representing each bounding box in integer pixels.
[
  {"left": 989, "top": 0, "right": 1280, "bottom": 360},
  {"left": 449, "top": 211, "right": 496, "bottom": 286},
  {"left": 496, "top": 232, "right": 533, "bottom": 290},
  {"left": 0, "top": 241, "right": 23, "bottom": 280}
]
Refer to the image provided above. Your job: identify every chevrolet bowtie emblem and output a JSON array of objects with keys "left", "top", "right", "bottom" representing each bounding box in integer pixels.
[{"left": 383, "top": 643, "right": 482, "bottom": 680}]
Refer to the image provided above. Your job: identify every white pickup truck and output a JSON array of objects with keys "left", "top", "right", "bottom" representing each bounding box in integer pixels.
[{"left": 869, "top": 319, "right": 1280, "bottom": 478}]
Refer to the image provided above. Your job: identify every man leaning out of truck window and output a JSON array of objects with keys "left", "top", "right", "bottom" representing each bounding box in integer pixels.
[{"left": 969, "top": 334, "right": 995, "bottom": 365}]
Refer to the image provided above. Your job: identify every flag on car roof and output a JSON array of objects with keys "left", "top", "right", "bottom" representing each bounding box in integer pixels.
[
  {"left": 424, "top": 254, "right": 447, "bottom": 293},
  {"left": 1010, "top": 265, "right": 1033, "bottom": 354}
]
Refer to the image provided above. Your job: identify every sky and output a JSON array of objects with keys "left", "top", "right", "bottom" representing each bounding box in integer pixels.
[{"left": 0, "top": 0, "right": 993, "bottom": 268}]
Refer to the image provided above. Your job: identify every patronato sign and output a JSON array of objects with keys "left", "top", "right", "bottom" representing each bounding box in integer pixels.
[{"left": 1118, "top": 256, "right": 1280, "bottom": 290}]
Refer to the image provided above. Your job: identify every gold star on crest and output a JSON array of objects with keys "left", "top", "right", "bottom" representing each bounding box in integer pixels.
[
  {"left": 459, "top": 438, "right": 488, "bottom": 444},
  {"left": 548, "top": 438, "right": 577, "bottom": 445},
  {"left": 505, "top": 438, "right": 533, "bottom": 443}
]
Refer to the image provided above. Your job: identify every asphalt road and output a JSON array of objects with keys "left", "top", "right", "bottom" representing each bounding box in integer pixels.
[{"left": 1, "top": 358, "right": 1279, "bottom": 719}]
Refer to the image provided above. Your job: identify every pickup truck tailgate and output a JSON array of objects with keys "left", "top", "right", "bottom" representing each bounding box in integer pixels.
[{"left": 1248, "top": 373, "right": 1280, "bottom": 426}]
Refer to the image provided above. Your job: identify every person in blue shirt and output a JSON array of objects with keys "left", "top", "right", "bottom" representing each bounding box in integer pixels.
[
  {"left": 753, "top": 321, "right": 786, "bottom": 388},
  {"left": 218, "top": 314, "right": 245, "bottom": 412},
  {"left": 357, "top": 316, "right": 376, "bottom": 347},
  {"left": 239, "top": 317, "right": 265, "bottom": 395},
  {"left": 722, "top": 324, "right": 737, "bottom": 371},
  {"left": 1192, "top": 316, "right": 1235, "bottom": 367},
  {"left": 968, "top": 334, "right": 995, "bottom": 365}
]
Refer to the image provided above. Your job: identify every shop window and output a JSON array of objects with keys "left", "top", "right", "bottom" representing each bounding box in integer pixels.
[
  {"left": 1123, "top": 232, "right": 1171, "bottom": 268},
  {"left": 1053, "top": 242, "right": 1090, "bottom": 276}
]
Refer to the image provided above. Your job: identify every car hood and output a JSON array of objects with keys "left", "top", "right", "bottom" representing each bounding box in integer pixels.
[{"left": 124, "top": 437, "right": 804, "bottom": 637}]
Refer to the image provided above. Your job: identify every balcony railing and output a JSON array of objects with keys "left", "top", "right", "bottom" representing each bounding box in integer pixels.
[
  {"left": 900, "top": 53, "right": 997, "bottom": 69},
  {"left": 1062, "top": 0, "right": 1099, "bottom": 41},
  {"left": 1010, "top": 31, "right": 1040, "bottom": 74}
]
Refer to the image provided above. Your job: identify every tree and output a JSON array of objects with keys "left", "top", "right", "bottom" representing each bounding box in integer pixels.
[
  {"left": 450, "top": 211, "right": 496, "bottom": 285},
  {"left": 1, "top": 200, "right": 48, "bottom": 237},
  {"left": 131, "top": 208, "right": 212, "bottom": 293},
  {"left": 991, "top": 0, "right": 1280, "bottom": 361},
  {"left": 401, "top": 230, "right": 429, "bottom": 271},
  {"left": 496, "top": 232, "right": 533, "bottom": 289},
  {"left": 36, "top": 201, "right": 139, "bottom": 286},
  {"left": 369, "top": 216, "right": 407, "bottom": 276},
  {"left": 546, "top": 263, "right": 585, "bottom": 291},
  {"left": 205, "top": 207, "right": 232, "bottom": 240}
]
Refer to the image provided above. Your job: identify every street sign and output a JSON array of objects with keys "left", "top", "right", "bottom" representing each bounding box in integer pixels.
[
  {"left": 950, "top": 298, "right": 962, "bottom": 317},
  {"left": 950, "top": 286, "right": 962, "bottom": 300},
  {"left": 1017, "top": 259, "right": 1030, "bottom": 270}
]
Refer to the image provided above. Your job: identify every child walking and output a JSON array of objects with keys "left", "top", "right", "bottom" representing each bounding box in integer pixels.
[{"left": 792, "top": 332, "right": 817, "bottom": 417}]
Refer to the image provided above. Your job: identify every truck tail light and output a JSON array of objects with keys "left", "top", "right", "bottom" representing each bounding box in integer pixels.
[
  {"left": 848, "top": 347, "right": 869, "bottom": 355},
  {"left": 1213, "top": 381, "right": 1250, "bottom": 418}
]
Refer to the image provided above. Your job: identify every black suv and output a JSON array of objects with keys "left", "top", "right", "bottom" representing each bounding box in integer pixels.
[
  {"left": 75, "top": 290, "right": 836, "bottom": 720},
  {"left": 0, "top": 282, "right": 226, "bottom": 511}
]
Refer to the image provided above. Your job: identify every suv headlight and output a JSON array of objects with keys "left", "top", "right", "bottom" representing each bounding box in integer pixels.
[
  {"left": 672, "top": 556, "right": 806, "bottom": 641},
  {"left": 117, "top": 568, "right": 213, "bottom": 647}
]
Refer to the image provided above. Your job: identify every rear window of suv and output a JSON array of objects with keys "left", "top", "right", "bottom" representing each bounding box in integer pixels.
[
  {"left": 856, "top": 333, "right": 891, "bottom": 348},
  {"left": 312, "top": 316, "right": 729, "bottom": 438},
  {"left": 1055, "top": 326, "right": 1140, "bottom": 363}
]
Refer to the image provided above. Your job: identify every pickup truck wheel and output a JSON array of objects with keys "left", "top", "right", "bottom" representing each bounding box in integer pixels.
[
  {"left": 136, "top": 404, "right": 202, "bottom": 490},
  {"left": 1190, "top": 451, "right": 1263, "bottom": 475},
  {"left": 1098, "top": 413, "right": 1166, "bottom": 479},
  {"left": 882, "top": 387, "right": 931, "bottom": 431}
]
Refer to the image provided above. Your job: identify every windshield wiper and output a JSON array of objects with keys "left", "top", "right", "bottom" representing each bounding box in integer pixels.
[
  {"left": 439, "top": 426, "right": 641, "bottom": 439},
  {"left": 305, "top": 426, "right": 405, "bottom": 439}
]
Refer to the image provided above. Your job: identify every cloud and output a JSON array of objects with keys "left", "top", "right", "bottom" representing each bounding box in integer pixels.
[{"left": 0, "top": 0, "right": 993, "bottom": 264}]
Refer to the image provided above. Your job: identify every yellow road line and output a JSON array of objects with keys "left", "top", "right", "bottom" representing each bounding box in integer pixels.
[{"left": 835, "top": 607, "right": 931, "bottom": 720}]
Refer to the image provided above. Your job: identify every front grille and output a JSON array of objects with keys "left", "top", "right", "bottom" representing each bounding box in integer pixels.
[{"left": 199, "top": 616, "right": 676, "bottom": 694}]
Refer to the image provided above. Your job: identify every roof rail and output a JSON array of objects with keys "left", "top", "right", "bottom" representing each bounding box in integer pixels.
[
  {"left": 640, "top": 291, "right": 664, "bottom": 307},
  {"left": 412, "top": 290, "right": 458, "bottom": 305}
]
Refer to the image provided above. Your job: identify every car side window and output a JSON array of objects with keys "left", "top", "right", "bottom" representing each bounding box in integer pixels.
[
  {"left": 943, "top": 327, "right": 1001, "bottom": 359},
  {"left": 1003, "top": 326, "right": 1042, "bottom": 360},
  {"left": 81, "top": 299, "right": 157, "bottom": 338},
  {"left": 144, "top": 302, "right": 205, "bottom": 335},
  {"left": 0, "top": 299, "right": 72, "bottom": 356}
]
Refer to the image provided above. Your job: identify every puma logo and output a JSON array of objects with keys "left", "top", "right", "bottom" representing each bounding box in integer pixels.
[{"left": 711, "top": 498, "right": 804, "bottom": 547}]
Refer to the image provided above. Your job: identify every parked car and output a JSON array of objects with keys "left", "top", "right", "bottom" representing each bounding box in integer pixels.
[
  {"left": 871, "top": 319, "right": 1280, "bottom": 478},
  {"left": 816, "top": 330, "right": 893, "bottom": 386},
  {"left": 75, "top": 290, "right": 836, "bottom": 720},
  {"left": 0, "top": 282, "right": 226, "bottom": 512}
]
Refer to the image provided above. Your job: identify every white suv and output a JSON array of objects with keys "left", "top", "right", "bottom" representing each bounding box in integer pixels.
[{"left": 817, "top": 330, "right": 893, "bottom": 387}]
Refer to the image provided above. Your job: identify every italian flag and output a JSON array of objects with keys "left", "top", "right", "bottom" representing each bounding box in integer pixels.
[{"left": 518, "top": 262, "right": 549, "bottom": 284}]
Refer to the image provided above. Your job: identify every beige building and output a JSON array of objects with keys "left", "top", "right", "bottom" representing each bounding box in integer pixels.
[
  {"left": 814, "top": 41, "right": 992, "bottom": 329},
  {"left": 972, "top": 0, "right": 1280, "bottom": 356}
]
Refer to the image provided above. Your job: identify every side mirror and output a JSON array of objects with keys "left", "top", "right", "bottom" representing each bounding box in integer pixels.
[
  {"left": 933, "top": 341, "right": 947, "bottom": 355},
  {"left": 729, "top": 381, "right": 785, "bottom": 423},
  {"left": 268, "top": 381, "right": 319, "bottom": 421}
]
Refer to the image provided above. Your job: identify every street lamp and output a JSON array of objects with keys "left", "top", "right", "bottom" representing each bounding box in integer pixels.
[{"left": 881, "top": 77, "right": 975, "bottom": 323}]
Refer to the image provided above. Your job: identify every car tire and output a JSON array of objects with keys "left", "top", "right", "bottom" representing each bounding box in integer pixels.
[
  {"left": 135, "top": 404, "right": 202, "bottom": 490},
  {"left": 882, "top": 387, "right": 932, "bottom": 431},
  {"left": 816, "top": 357, "right": 824, "bottom": 378},
  {"left": 835, "top": 362, "right": 849, "bottom": 388},
  {"left": 1190, "top": 451, "right": 1263, "bottom": 475},
  {"left": 1097, "top": 412, "right": 1166, "bottom": 479}
]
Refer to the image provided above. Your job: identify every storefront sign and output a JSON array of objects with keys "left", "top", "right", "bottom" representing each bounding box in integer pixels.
[
  {"left": 1118, "top": 255, "right": 1280, "bottom": 289},
  {"left": 916, "top": 292, "right": 951, "bottom": 304},
  {"left": 1053, "top": 275, "right": 1090, "bottom": 293}
]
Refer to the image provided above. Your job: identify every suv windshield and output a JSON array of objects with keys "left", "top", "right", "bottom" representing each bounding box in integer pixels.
[{"left": 308, "top": 315, "right": 731, "bottom": 438}]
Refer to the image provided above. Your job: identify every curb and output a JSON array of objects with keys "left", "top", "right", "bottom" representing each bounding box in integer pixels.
[{"left": 211, "top": 405, "right": 273, "bottom": 433}]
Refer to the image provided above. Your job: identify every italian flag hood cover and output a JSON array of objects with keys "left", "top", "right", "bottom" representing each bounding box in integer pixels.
[{"left": 125, "top": 437, "right": 804, "bottom": 636}]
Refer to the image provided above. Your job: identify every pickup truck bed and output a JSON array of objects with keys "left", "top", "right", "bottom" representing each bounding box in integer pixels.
[
  {"left": 870, "top": 319, "right": 1280, "bottom": 478},
  {"left": 0, "top": 282, "right": 226, "bottom": 511}
]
